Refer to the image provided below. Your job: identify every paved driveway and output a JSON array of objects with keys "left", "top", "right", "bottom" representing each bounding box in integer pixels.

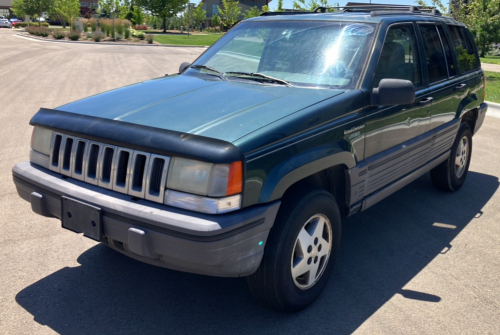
[{"left": 1, "top": 29, "right": 500, "bottom": 335}]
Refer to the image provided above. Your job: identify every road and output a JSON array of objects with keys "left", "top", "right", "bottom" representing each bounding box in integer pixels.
[{"left": 1, "top": 29, "right": 500, "bottom": 335}]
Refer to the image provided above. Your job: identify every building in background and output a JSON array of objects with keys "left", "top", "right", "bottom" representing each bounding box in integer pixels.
[{"left": 0, "top": 0, "right": 12, "bottom": 18}]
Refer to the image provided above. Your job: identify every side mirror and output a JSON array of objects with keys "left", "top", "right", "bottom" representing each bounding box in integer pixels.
[
  {"left": 179, "top": 62, "right": 191, "bottom": 74},
  {"left": 371, "top": 79, "right": 415, "bottom": 106}
]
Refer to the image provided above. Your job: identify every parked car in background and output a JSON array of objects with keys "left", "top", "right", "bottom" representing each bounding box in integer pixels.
[
  {"left": 13, "top": 4, "right": 487, "bottom": 312},
  {"left": 0, "top": 19, "right": 12, "bottom": 28},
  {"left": 10, "top": 18, "right": 22, "bottom": 25}
]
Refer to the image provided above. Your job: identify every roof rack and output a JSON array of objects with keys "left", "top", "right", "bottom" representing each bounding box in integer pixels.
[{"left": 260, "top": 5, "right": 441, "bottom": 17}]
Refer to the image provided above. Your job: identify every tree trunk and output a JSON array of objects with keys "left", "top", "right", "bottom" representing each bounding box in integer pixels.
[{"left": 163, "top": 16, "right": 166, "bottom": 33}]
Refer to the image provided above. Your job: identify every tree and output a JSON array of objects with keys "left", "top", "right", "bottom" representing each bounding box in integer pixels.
[
  {"left": 462, "top": 0, "right": 500, "bottom": 57},
  {"left": 276, "top": 0, "right": 283, "bottom": 12},
  {"left": 193, "top": 3, "right": 206, "bottom": 28},
  {"left": 55, "top": 0, "right": 80, "bottom": 30},
  {"left": 243, "top": 6, "right": 262, "bottom": 19},
  {"left": 11, "top": 0, "right": 56, "bottom": 26},
  {"left": 133, "top": 6, "right": 144, "bottom": 25},
  {"left": 99, "top": 0, "right": 120, "bottom": 37},
  {"left": 211, "top": 13, "right": 221, "bottom": 32},
  {"left": 183, "top": 5, "right": 194, "bottom": 36},
  {"left": 415, "top": 0, "right": 447, "bottom": 13},
  {"left": 293, "top": 0, "right": 330, "bottom": 11},
  {"left": 218, "top": 0, "right": 241, "bottom": 29},
  {"left": 135, "top": 0, "right": 187, "bottom": 32},
  {"left": 418, "top": 0, "right": 500, "bottom": 57}
]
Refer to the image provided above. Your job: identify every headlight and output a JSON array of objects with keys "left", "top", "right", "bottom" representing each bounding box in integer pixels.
[
  {"left": 31, "top": 126, "right": 53, "bottom": 156},
  {"left": 167, "top": 157, "right": 242, "bottom": 197},
  {"left": 165, "top": 157, "right": 243, "bottom": 213}
]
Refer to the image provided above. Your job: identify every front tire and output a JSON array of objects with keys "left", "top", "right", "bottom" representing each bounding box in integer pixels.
[
  {"left": 247, "top": 190, "right": 341, "bottom": 312},
  {"left": 430, "top": 122, "right": 472, "bottom": 192}
]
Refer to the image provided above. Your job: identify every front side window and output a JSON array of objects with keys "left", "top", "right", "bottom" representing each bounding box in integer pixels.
[
  {"left": 419, "top": 25, "right": 448, "bottom": 83},
  {"left": 447, "top": 25, "right": 480, "bottom": 72},
  {"left": 373, "top": 24, "right": 421, "bottom": 88},
  {"left": 191, "top": 20, "right": 377, "bottom": 89}
]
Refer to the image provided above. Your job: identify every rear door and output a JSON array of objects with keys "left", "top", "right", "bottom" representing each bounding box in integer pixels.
[{"left": 416, "top": 23, "right": 460, "bottom": 130}]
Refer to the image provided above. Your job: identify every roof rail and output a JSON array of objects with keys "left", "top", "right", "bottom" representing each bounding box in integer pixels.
[
  {"left": 315, "top": 5, "right": 441, "bottom": 16},
  {"left": 260, "top": 5, "right": 441, "bottom": 17}
]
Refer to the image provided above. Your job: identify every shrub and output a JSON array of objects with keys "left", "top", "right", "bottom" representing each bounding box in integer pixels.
[
  {"left": 26, "top": 26, "right": 51, "bottom": 37},
  {"left": 52, "top": 30, "right": 65, "bottom": 39},
  {"left": 67, "top": 31, "right": 80, "bottom": 41},
  {"left": 146, "top": 34, "right": 153, "bottom": 44},
  {"left": 39, "top": 29, "right": 50, "bottom": 37},
  {"left": 86, "top": 32, "right": 92, "bottom": 39},
  {"left": 71, "top": 23, "right": 77, "bottom": 31},
  {"left": 134, "top": 25, "right": 148, "bottom": 30},
  {"left": 90, "top": 18, "right": 97, "bottom": 32},
  {"left": 116, "top": 33, "right": 122, "bottom": 40},
  {"left": 99, "top": 19, "right": 109, "bottom": 36},
  {"left": 26, "top": 26, "right": 36, "bottom": 35},
  {"left": 19, "top": 22, "right": 50, "bottom": 28},
  {"left": 124, "top": 28, "right": 130, "bottom": 39},
  {"left": 137, "top": 31, "right": 145, "bottom": 40},
  {"left": 116, "top": 20, "right": 123, "bottom": 35},
  {"left": 92, "top": 31, "right": 103, "bottom": 42}
]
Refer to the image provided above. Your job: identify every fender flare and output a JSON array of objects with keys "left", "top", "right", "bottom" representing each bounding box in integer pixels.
[{"left": 268, "top": 151, "right": 356, "bottom": 202}]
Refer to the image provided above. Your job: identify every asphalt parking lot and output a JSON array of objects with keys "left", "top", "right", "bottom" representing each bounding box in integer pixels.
[{"left": 1, "top": 29, "right": 500, "bottom": 334}]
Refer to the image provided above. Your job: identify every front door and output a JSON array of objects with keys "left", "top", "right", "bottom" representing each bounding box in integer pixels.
[{"left": 364, "top": 23, "right": 432, "bottom": 159}]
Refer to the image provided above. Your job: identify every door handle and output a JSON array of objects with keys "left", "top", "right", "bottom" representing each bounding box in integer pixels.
[
  {"left": 455, "top": 83, "right": 467, "bottom": 91},
  {"left": 419, "top": 97, "right": 433, "bottom": 106}
]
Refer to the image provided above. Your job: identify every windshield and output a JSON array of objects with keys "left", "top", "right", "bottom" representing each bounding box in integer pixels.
[{"left": 190, "top": 20, "right": 376, "bottom": 89}]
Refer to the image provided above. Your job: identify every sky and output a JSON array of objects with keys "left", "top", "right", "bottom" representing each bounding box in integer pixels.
[{"left": 269, "top": 0, "right": 426, "bottom": 11}]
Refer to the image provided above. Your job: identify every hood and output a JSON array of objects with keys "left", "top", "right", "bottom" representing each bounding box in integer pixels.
[{"left": 57, "top": 74, "right": 345, "bottom": 143}]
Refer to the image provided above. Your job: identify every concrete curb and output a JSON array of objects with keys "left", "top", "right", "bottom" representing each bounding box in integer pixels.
[
  {"left": 485, "top": 101, "right": 500, "bottom": 109},
  {"left": 485, "top": 101, "right": 500, "bottom": 119},
  {"left": 16, "top": 33, "right": 209, "bottom": 48}
]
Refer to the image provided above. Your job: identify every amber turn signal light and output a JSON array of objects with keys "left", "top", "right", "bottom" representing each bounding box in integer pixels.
[{"left": 227, "top": 161, "right": 243, "bottom": 195}]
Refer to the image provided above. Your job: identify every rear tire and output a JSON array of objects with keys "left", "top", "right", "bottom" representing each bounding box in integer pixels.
[
  {"left": 247, "top": 190, "right": 341, "bottom": 312},
  {"left": 430, "top": 122, "right": 472, "bottom": 192}
]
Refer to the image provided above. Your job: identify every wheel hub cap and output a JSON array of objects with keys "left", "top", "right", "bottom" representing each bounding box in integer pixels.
[
  {"left": 455, "top": 136, "right": 469, "bottom": 178},
  {"left": 291, "top": 214, "right": 333, "bottom": 290}
]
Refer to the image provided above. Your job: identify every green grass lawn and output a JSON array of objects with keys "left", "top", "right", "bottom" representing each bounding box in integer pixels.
[
  {"left": 485, "top": 71, "right": 500, "bottom": 103},
  {"left": 481, "top": 56, "right": 500, "bottom": 65},
  {"left": 154, "top": 34, "right": 222, "bottom": 46}
]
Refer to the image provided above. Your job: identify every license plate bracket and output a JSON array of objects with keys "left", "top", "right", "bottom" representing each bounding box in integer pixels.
[{"left": 61, "top": 196, "right": 102, "bottom": 241}]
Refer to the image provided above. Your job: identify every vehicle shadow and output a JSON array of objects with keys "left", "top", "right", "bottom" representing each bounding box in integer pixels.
[{"left": 15, "top": 171, "right": 498, "bottom": 335}]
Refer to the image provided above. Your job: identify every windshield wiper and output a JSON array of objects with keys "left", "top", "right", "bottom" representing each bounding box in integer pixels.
[
  {"left": 225, "top": 72, "right": 292, "bottom": 86},
  {"left": 190, "top": 65, "right": 225, "bottom": 79}
]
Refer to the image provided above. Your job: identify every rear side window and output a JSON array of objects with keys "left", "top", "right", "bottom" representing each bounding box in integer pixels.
[
  {"left": 374, "top": 25, "right": 421, "bottom": 87},
  {"left": 418, "top": 25, "right": 448, "bottom": 83},
  {"left": 447, "top": 25, "right": 480, "bottom": 72},
  {"left": 436, "top": 25, "right": 457, "bottom": 77}
]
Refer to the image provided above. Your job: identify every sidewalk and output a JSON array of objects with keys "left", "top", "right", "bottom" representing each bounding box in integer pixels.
[{"left": 482, "top": 63, "right": 500, "bottom": 72}]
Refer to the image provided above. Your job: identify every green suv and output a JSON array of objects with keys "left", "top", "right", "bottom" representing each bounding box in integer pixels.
[{"left": 13, "top": 5, "right": 488, "bottom": 312}]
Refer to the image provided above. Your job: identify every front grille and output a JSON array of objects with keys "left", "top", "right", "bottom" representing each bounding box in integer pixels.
[{"left": 49, "top": 132, "right": 170, "bottom": 203}]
